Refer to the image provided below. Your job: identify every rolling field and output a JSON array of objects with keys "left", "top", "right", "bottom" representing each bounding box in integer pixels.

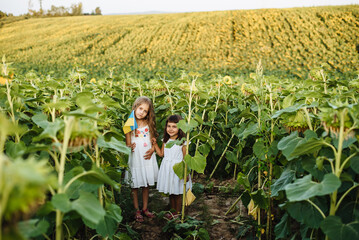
[{"left": 0, "top": 5, "right": 358, "bottom": 78}]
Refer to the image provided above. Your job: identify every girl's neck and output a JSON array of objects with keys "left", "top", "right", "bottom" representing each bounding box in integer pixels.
[
  {"left": 136, "top": 119, "right": 148, "bottom": 128},
  {"left": 169, "top": 134, "right": 178, "bottom": 140}
]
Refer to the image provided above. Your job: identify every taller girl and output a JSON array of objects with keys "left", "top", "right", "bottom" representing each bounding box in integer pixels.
[{"left": 124, "top": 96, "right": 158, "bottom": 222}]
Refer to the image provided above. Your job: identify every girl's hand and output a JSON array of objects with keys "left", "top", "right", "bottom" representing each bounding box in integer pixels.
[
  {"left": 130, "top": 143, "right": 136, "bottom": 152},
  {"left": 144, "top": 148, "right": 154, "bottom": 160},
  {"left": 151, "top": 138, "right": 157, "bottom": 146}
]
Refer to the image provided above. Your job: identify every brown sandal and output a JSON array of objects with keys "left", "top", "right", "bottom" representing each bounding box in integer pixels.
[
  {"left": 135, "top": 210, "right": 144, "bottom": 222},
  {"left": 142, "top": 209, "right": 155, "bottom": 218}
]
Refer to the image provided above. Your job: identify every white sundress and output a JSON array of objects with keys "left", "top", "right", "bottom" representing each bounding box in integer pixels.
[
  {"left": 124, "top": 126, "right": 158, "bottom": 188},
  {"left": 157, "top": 139, "right": 192, "bottom": 195}
]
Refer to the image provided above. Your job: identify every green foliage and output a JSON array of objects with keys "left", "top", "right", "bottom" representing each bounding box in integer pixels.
[
  {"left": 1, "top": 157, "right": 55, "bottom": 220},
  {"left": 320, "top": 216, "right": 359, "bottom": 240}
]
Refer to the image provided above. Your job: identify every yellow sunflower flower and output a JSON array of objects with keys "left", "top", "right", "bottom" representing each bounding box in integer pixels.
[{"left": 223, "top": 76, "right": 232, "bottom": 85}]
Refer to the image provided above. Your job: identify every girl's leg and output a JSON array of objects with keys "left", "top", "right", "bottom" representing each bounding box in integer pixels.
[
  {"left": 142, "top": 186, "right": 149, "bottom": 210},
  {"left": 132, "top": 188, "right": 143, "bottom": 222},
  {"left": 169, "top": 195, "right": 176, "bottom": 211},
  {"left": 131, "top": 188, "right": 139, "bottom": 210},
  {"left": 174, "top": 195, "right": 182, "bottom": 214},
  {"left": 142, "top": 186, "right": 155, "bottom": 218}
]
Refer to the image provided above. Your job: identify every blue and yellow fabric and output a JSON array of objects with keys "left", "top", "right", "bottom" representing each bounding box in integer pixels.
[{"left": 123, "top": 110, "right": 138, "bottom": 134}]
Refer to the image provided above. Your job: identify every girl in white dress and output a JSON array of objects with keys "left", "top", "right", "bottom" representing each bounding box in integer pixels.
[
  {"left": 152, "top": 114, "right": 192, "bottom": 217},
  {"left": 124, "top": 96, "right": 158, "bottom": 222}
]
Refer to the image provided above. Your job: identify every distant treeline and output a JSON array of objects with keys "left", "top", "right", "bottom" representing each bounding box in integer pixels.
[{"left": 0, "top": 2, "right": 101, "bottom": 18}]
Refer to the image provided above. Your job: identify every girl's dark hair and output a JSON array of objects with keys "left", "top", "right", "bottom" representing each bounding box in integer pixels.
[
  {"left": 163, "top": 114, "right": 186, "bottom": 143},
  {"left": 132, "top": 96, "right": 158, "bottom": 138}
]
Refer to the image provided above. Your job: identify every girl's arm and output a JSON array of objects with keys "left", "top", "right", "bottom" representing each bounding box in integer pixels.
[
  {"left": 126, "top": 132, "right": 135, "bottom": 151},
  {"left": 182, "top": 144, "right": 190, "bottom": 181},
  {"left": 152, "top": 138, "right": 164, "bottom": 157},
  {"left": 182, "top": 144, "right": 187, "bottom": 157}
]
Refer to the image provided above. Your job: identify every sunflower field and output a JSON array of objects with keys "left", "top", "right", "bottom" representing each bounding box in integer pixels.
[{"left": 0, "top": 5, "right": 358, "bottom": 79}]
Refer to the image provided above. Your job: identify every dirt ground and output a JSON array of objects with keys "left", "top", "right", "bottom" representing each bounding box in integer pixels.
[{"left": 124, "top": 177, "right": 256, "bottom": 240}]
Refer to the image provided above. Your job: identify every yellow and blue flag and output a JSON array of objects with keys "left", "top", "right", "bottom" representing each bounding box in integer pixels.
[{"left": 123, "top": 110, "right": 138, "bottom": 134}]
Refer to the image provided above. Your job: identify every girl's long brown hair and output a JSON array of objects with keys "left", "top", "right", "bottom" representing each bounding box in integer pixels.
[
  {"left": 132, "top": 96, "right": 158, "bottom": 138},
  {"left": 163, "top": 115, "right": 186, "bottom": 143}
]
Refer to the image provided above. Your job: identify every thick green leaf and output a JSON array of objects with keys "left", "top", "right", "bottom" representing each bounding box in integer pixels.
[
  {"left": 96, "top": 215, "right": 118, "bottom": 238},
  {"left": 76, "top": 92, "right": 104, "bottom": 114},
  {"left": 277, "top": 131, "right": 305, "bottom": 161},
  {"left": 177, "top": 119, "right": 198, "bottom": 133},
  {"left": 194, "top": 114, "right": 204, "bottom": 124},
  {"left": 51, "top": 193, "right": 72, "bottom": 213},
  {"left": 274, "top": 213, "right": 290, "bottom": 239},
  {"left": 5, "top": 141, "right": 27, "bottom": 158},
  {"left": 320, "top": 216, "right": 359, "bottom": 240},
  {"left": 208, "top": 111, "right": 217, "bottom": 121},
  {"left": 33, "top": 117, "right": 64, "bottom": 141},
  {"left": 272, "top": 103, "right": 304, "bottom": 119},
  {"left": 287, "top": 201, "right": 324, "bottom": 228},
  {"left": 66, "top": 165, "right": 117, "bottom": 189},
  {"left": 237, "top": 122, "right": 258, "bottom": 139},
  {"left": 285, "top": 173, "right": 341, "bottom": 201},
  {"left": 350, "top": 156, "right": 359, "bottom": 174},
  {"left": 96, "top": 204, "right": 123, "bottom": 237},
  {"left": 237, "top": 172, "right": 251, "bottom": 190},
  {"left": 272, "top": 102, "right": 318, "bottom": 119},
  {"left": 165, "top": 138, "right": 185, "bottom": 148},
  {"left": 333, "top": 135, "right": 357, "bottom": 150},
  {"left": 251, "top": 189, "right": 269, "bottom": 209},
  {"left": 97, "top": 135, "right": 131, "bottom": 155},
  {"left": 226, "top": 151, "right": 239, "bottom": 164},
  {"left": 198, "top": 228, "right": 210, "bottom": 240},
  {"left": 185, "top": 152, "right": 206, "bottom": 174},
  {"left": 63, "top": 109, "right": 102, "bottom": 121},
  {"left": 173, "top": 161, "right": 185, "bottom": 179},
  {"left": 198, "top": 143, "right": 211, "bottom": 156},
  {"left": 18, "top": 219, "right": 49, "bottom": 238},
  {"left": 208, "top": 137, "right": 215, "bottom": 150},
  {"left": 114, "top": 233, "right": 132, "bottom": 240},
  {"left": 98, "top": 95, "right": 121, "bottom": 108},
  {"left": 72, "top": 191, "right": 106, "bottom": 226},
  {"left": 106, "top": 204, "right": 123, "bottom": 222},
  {"left": 291, "top": 138, "right": 329, "bottom": 157},
  {"left": 32, "top": 112, "right": 49, "bottom": 129},
  {"left": 253, "top": 140, "right": 266, "bottom": 160},
  {"left": 271, "top": 169, "right": 296, "bottom": 197}
]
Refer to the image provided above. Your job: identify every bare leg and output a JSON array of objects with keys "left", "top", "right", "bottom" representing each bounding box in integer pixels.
[
  {"left": 132, "top": 188, "right": 139, "bottom": 210},
  {"left": 169, "top": 195, "right": 176, "bottom": 211},
  {"left": 142, "top": 186, "right": 155, "bottom": 218},
  {"left": 142, "top": 186, "right": 149, "bottom": 210},
  {"left": 132, "top": 188, "right": 144, "bottom": 222},
  {"left": 174, "top": 195, "right": 182, "bottom": 214}
]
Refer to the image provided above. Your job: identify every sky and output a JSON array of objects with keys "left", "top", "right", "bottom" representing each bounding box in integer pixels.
[{"left": 1, "top": 0, "right": 358, "bottom": 16}]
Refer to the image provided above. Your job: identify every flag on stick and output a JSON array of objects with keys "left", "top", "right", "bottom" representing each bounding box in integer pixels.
[
  {"left": 185, "top": 188, "right": 196, "bottom": 206},
  {"left": 123, "top": 110, "right": 138, "bottom": 134}
]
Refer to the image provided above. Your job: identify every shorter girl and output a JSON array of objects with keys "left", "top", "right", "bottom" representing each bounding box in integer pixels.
[{"left": 152, "top": 114, "right": 192, "bottom": 218}]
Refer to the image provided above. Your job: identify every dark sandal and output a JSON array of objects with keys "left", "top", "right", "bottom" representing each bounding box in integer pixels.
[
  {"left": 135, "top": 210, "right": 144, "bottom": 222},
  {"left": 142, "top": 209, "right": 155, "bottom": 218},
  {"left": 164, "top": 212, "right": 173, "bottom": 220}
]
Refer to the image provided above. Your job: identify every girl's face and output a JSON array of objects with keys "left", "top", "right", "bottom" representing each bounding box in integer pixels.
[
  {"left": 135, "top": 103, "right": 149, "bottom": 120},
  {"left": 166, "top": 122, "right": 179, "bottom": 139}
]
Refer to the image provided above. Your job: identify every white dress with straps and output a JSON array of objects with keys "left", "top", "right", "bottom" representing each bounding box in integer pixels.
[
  {"left": 124, "top": 126, "right": 158, "bottom": 188},
  {"left": 157, "top": 139, "right": 192, "bottom": 195}
]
